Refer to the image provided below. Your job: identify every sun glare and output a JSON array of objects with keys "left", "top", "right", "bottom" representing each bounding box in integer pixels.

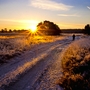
[{"left": 30, "top": 25, "right": 37, "bottom": 33}]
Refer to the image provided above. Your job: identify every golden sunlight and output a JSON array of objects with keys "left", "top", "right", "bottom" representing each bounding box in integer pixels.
[
  {"left": 30, "top": 25, "right": 37, "bottom": 33},
  {"left": 24, "top": 20, "right": 39, "bottom": 33}
]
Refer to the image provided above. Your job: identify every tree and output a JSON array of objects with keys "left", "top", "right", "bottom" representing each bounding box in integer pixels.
[
  {"left": 83, "top": 24, "right": 90, "bottom": 35},
  {"left": 0, "top": 28, "right": 7, "bottom": 33},
  {"left": 4, "top": 28, "right": 7, "bottom": 32},
  {"left": 37, "top": 20, "right": 61, "bottom": 35},
  {"left": 1, "top": 29, "right": 4, "bottom": 33},
  {"left": 9, "top": 29, "right": 12, "bottom": 32}
]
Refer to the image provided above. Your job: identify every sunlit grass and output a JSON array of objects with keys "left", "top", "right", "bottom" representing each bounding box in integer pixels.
[
  {"left": 0, "top": 31, "right": 65, "bottom": 63},
  {"left": 58, "top": 38, "right": 90, "bottom": 90}
]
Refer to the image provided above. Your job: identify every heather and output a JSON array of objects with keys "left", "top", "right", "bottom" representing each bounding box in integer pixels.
[{"left": 58, "top": 37, "right": 90, "bottom": 90}]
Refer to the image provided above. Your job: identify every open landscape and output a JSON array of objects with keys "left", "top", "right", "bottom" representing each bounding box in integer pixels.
[
  {"left": 0, "top": 32, "right": 87, "bottom": 90},
  {"left": 0, "top": 0, "right": 90, "bottom": 90}
]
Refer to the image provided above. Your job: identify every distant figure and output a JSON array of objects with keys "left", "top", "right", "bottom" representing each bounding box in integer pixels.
[{"left": 72, "top": 34, "right": 75, "bottom": 41}]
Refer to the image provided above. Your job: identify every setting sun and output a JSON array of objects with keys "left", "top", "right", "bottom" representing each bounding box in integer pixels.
[{"left": 30, "top": 25, "right": 37, "bottom": 33}]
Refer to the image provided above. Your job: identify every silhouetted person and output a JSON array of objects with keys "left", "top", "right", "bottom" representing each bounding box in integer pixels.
[{"left": 72, "top": 34, "right": 75, "bottom": 41}]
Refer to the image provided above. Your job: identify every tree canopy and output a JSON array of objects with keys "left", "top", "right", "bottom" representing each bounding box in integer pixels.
[
  {"left": 37, "top": 20, "right": 61, "bottom": 35},
  {"left": 83, "top": 24, "right": 90, "bottom": 35}
]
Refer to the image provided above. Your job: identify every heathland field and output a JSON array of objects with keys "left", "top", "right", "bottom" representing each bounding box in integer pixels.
[
  {"left": 0, "top": 33, "right": 89, "bottom": 90},
  {"left": 0, "top": 33, "right": 65, "bottom": 63}
]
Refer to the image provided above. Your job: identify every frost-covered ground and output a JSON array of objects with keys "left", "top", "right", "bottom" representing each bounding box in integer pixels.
[
  {"left": 0, "top": 34, "right": 65, "bottom": 64},
  {"left": 58, "top": 36, "right": 90, "bottom": 90},
  {"left": 0, "top": 34, "right": 83, "bottom": 90}
]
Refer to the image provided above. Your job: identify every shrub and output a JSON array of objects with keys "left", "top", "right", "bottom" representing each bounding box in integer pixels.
[
  {"left": 83, "top": 24, "right": 90, "bottom": 35},
  {"left": 58, "top": 37, "right": 90, "bottom": 90}
]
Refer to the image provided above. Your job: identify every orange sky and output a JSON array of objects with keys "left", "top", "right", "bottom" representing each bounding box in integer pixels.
[{"left": 0, "top": 0, "right": 90, "bottom": 30}]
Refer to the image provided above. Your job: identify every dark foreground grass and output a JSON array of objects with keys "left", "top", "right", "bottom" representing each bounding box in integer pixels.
[{"left": 57, "top": 38, "right": 90, "bottom": 90}]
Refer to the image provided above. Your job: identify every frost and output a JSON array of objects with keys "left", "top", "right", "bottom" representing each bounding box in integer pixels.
[
  {"left": 59, "top": 36, "right": 90, "bottom": 90},
  {"left": 0, "top": 34, "right": 83, "bottom": 89}
]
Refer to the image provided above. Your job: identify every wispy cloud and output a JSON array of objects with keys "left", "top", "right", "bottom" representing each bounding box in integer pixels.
[
  {"left": 30, "top": 0, "right": 73, "bottom": 11},
  {"left": 58, "top": 14, "right": 80, "bottom": 17},
  {"left": 87, "top": 6, "right": 90, "bottom": 10}
]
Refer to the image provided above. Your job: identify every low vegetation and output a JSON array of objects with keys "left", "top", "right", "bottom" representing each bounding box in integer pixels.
[
  {"left": 58, "top": 37, "right": 90, "bottom": 90},
  {"left": 0, "top": 35, "right": 30, "bottom": 63},
  {"left": 0, "top": 33, "right": 63, "bottom": 64}
]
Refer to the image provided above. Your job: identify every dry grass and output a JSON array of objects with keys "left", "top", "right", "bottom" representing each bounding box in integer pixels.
[
  {"left": 0, "top": 33, "right": 64, "bottom": 64},
  {"left": 58, "top": 37, "right": 90, "bottom": 90}
]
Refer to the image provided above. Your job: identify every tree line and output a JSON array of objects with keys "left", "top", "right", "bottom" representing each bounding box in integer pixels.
[
  {"left": 0, "top": 21, "right": 90, "bottom": 35},
  {"left": 0, "top": 28, "right": 28, "bottom": 33}
]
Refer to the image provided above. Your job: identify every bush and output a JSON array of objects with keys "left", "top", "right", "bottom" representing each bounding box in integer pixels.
[
  {"left": 83, "top": 24, "right": 90, "bottom": 35},
  {"left": 37, "top": 20, "right": 61, "bottom": 35},
  {"left": 58, "top": 38, "right": 90, "bottom": 90}
]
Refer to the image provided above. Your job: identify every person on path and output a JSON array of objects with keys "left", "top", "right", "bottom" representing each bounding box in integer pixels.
[{"left": 72, "top": 34, "right": 75, "bottom": 41}]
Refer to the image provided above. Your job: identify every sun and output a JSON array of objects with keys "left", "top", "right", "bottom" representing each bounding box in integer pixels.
[
  {"left": 24, "top": 20, "right": 39, "bottom": 33},
  {"left": 30, "top": 25, "right": 37, "bottom": 33}
]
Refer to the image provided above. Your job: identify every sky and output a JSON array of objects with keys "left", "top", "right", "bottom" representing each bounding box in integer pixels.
[{"left": 0, "top": 0, "right": 90, "bottom": 30}]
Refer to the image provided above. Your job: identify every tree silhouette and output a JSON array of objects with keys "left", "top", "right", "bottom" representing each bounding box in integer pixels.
[
  {"left": 0, "top": 28, "right": 7, "bottom": 33},
  {"left": 83, "top": 24, "right": 90, "bottom": 35},
  {"left": 1, "top": 29, "right": 4, "bottom": 33},
  {"left": 9, "top": 29, "right": 12, "bottom": 32},
  {"left": 37, "top": 20, "right": 61, "bottom": 35}
]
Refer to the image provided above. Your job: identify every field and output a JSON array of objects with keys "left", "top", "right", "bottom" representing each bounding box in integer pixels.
[
  {"left": 0, "top": 32, "right": 65, "bottom": 64},
  {"left": 0, "top": 32, "right": 69, "bottom": 89},
  {"left": 0, "top": 33, "right": 89, "bottom": 90}
]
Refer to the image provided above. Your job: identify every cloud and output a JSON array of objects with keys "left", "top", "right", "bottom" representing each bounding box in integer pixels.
[
  {"left": 58, "top": 14, "right": 80, "bottom": 17},
  {"left": 87, "top": 6, "right": 90, "bottom": 10},
  {"left": 30, "top": 0, "right": 73, "bottom": 11}
]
